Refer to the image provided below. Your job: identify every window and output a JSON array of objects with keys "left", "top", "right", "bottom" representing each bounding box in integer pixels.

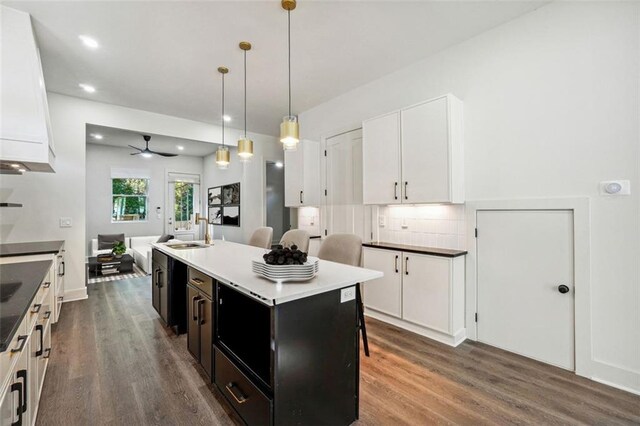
[
  {"left": 173, "top": 181, "right": 195, "bottom": 230},
  {"left": 112, "top": 178, "right": 149, "bottom": 222}
]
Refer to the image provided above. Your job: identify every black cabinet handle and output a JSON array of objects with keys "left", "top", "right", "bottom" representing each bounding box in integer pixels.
[
  {"left": 31, "top": 304, "right": 42, "bottom": 314},
  {"left": 44, "top": 311, "right": 51, "bottom": 320},
  {"left": 299, "top": 190, "right": 303, "bottom": 204},
  {"left": 43, "top": 348, "right": 52, "bottom": 359},
  {"left": 35, "top": 324, "right": 44, "bottom": 357},
  {"left": 154, "top": 268, "right": 161, "bottom": 286},
  {"left": 394, "top": 182, "right": 398, "bottom": 200},
  {"left": 191, "top": 296, "right": 200, "bottom": 321},
  {"left": 16, "top": 369, "right": 27, "bottom": 414},
  {"left": 57, "top": 296, "right": 64, "bottom": 302},
  {"left": 58, "top": 261, "right": 65, "bottom": 277},
  {"left": 157, "top": 270, "right": 163, "bottom": 288},
  {"left": 225, "top": 382, "right": 248, "bottom": 404},
  {"left": 43, "top": 282, "right": 51, "bottom": 289},
  {"left": 558, "top": 285, "right": 570, "bottom": 294},
  {"left": 405, "top": 257, "right": 409, "bottom": 275},
  {"left": 10, "top": 381, "right": 22, "bottom": 426},
  {"left": 394, "top": 255, "right": 399, "bottom": 273},
  {"left": 11, "top": 335, "right": 27, "bottom": 353},
  {"left": 404, "top": 182, "right": 408, "bottom": 200},
  {"left": 198, "top": 299, "right": 205, "bottom": 325}
]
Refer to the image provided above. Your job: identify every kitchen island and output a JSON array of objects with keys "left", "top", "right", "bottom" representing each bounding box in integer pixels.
[{"left": 152, "top": 240, "right": 382, "bottom": 426}]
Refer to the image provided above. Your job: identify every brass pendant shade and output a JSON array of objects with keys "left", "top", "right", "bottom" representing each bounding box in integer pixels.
[
  {"left": 237, "top": 41, "right": 254, "bottom": 161},
  {"left": 280, "top": 0, "right": 300, "bottom": 151},
  {"left": 216, "top": 66, "right": 230, "bottom": 169}
]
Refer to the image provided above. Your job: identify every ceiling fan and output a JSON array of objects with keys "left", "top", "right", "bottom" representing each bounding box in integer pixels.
[{"left": 129, "top": 135, "right": 177, "bottom": 158}]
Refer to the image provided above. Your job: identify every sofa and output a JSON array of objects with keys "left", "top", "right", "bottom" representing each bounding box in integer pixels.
[
  {"left": 130, "top": 235, "right": 161, "bottom": 274},
  {"left": 91, "top": 237, "right": 133, "bottom": 257}
]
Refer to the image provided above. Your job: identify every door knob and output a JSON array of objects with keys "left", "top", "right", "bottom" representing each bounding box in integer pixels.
[{"left": 558, "top": 285, "right": 570, "bottom": 294}]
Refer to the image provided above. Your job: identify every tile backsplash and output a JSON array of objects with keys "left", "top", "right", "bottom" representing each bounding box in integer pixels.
[{"left": 377, "top": 204, "right": 466, "bottom": 250}]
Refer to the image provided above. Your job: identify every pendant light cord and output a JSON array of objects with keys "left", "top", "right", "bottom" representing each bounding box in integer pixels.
[
  {"left": 244, "top": 49, "right": 247, "bottom": 137},
  {"left": 288, "top": 9, "right": 292, "bottom": 118},
  {"left": 221, "top": 72, "right": 225, "bottom": 147}
]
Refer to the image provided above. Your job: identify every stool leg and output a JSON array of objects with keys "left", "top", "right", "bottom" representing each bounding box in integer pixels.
[{"left": 356, "top": 284, "right": 370, "bottom": 357}]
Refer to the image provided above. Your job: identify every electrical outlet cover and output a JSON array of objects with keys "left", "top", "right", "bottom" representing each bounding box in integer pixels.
[{"left": 340, "top": 286, "right": 356, "bottom": 303}]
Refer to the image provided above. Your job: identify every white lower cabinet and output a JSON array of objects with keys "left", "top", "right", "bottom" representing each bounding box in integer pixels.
[{"left": 363, "top": 247, "right": 466, "bottom": 346}]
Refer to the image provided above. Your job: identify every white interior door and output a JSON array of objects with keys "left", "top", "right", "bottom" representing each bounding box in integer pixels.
[
  {"left": 325, "top": 129, "right": 366, "bottom": 239},
  {"left": 166, "top": 172, "right": 201, "bottom": 241},
  {"left": 477, "top": 210, "right": 575, "bottom": 370}
]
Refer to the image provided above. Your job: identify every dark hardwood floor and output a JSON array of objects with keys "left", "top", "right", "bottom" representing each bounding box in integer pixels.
[{"left": 37, "top": 277, "right": 640, "bottom": 425}]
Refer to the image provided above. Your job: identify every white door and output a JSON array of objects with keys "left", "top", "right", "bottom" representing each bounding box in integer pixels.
[
  {"left": 284, "top": 147, "right": 303, "bottom": 207},
  {"left": 401, "top": 97, "right": 450, "bottom": 203},
  {"left": 325, "top": 129, "right": 366, "bottom": 239},
  {"left": 301, "top": 140, "right": 321, "bottom": 206},
  {"left": 362, "top": 112, "right": 401, "bottom": 205},
  {"left": 166, "top": 173, "right": 201, "bottom": 241},
  {"left": 402, "top": 253, "right": 451, "bottom": 333},
  {"left": 477, "top": 210, "right": 575, "bottom": 370},
  {"left": 363, "top": 248, "right": 402, "bottom": 318}
]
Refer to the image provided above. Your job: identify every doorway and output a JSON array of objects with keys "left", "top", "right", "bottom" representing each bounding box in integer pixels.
[
  {"left": 265, "top": 161, "right": 290, "bottom": 244},
  {"left": 166, "top": 172, "right": 201, "bottom": 241},
  {"left": 476, "top": 209, "right": 575, "bottom": 370}
]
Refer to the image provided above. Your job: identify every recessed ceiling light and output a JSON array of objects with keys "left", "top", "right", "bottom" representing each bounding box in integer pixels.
[
  {"left": 223, "top": 115, "right": 231, "bottom": 122},
  {"left": 10, "top": 164, "right": 20, "bottom": 168},
  {"left": 176, "top": 145, "right": 184, "bottom": 151},
  {"left": 275, "top": 161, "right": 284, "bottom": 168},
  {"left": 18, "top": 168, "right": 26, "bottom": 173},
  {"left": 79, "top": 83, "right": 96, "bottom": 93},
  {"left": 78, "top": 35, "right": 99, "bottom": 49},
  {"left": 90, "top": 133, "right": 103, "bottom": 140}
]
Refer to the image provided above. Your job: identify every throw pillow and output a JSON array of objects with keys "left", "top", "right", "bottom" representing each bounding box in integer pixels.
[
  {"left": 98, "top": 233, "right": 125, "bottom": 250},
  {"left": 156, "top": 234, "right": 174, "bottom": 243}
]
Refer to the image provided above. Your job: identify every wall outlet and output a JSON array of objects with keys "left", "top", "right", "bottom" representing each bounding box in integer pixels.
[
  {"left": 401, "top": 218, "right": 409, "bottom": 229},
  {"left": 340, "top": 286, "right": 356, "bottom": 303},
  {"left": 378, "top": 215, "right": 386, "bottom": 227},
  {"left": 59, "top": 217, "right": 72, "bottom": 228}
]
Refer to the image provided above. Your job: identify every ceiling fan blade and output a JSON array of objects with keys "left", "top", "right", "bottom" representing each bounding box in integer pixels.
[
  {"left": 151, "top": 151, "right": 178, "bottom": 157},
  {"left": 130, "top": 152, "right": 141, "bottom": 155},
  {"left": 128, "top": 145, "right": 143, "bottom": 151}
]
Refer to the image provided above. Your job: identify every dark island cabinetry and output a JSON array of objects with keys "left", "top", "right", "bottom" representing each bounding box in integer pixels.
[{"left": 151, "top": 249, "right": 187, "bottom": 334}]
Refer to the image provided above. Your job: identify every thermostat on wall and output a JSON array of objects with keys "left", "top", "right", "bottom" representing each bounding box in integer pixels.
[{"left": 600, "top": 180, "right": 630, "bottom": 196}]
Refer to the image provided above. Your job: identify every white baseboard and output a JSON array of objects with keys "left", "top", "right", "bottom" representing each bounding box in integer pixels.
[
  {"left": 63, "top": 287, "right": 88, "bottom": 302},
  {"left": 590, "top": 360, "right": 640, "bottom": 395},
  {"left": 365, "top": 310, "right": 466, "bottom": 347}
]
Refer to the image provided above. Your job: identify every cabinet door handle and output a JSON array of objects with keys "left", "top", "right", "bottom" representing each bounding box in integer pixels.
[
  {"left": 198, "top": 299, "right": 205, "bottom": 325},
  {"left": 190, "top": 277, "right": 204, "bottom": 286},
  {"left": 300, "top": 190, "right": 304, "bottom": 204},
  {"left": 394, "top": 182, "right": 398, "bottom": 200},
  {"left": 59, "top": 261, "right": 65, "bottom": 277},
  {"left": 404, "top": 182, "right": 408, "bottom": 200},
  {"left": 43, "top": 282, "right": 51, "bottom": 289},
  {"left": 10, "top": 336, "right": 27, "bottom": 353},
  {"left": 35, "top": 325, "right": 44, "bottom": 357},
  {"left": 31, "top": 304, "right": 42, "bottom": 314},
  {"left": 405, "top": 257, "right": 409, "bottom": 275},
  {"left": 157, "top": 270, "right": 163, "bottom": 288},
  {"left": 191, "top": 296, "right": 200, "bottom": 321},
  {"left": 16, "top": 369, "right": 27, "bottom": 414},
  {"left": 225, "top": 382, "right": 248, "bottom": 404},
  {"left": 43, "top": 348, "right": 52, "bottom": 359},
  {"left": 44, "top": 311, "right": 51, "bottom": 320},
  {"left": 394, "top": 255, "right": 399, "bottom": 273},
  {"left": 10, "top": 381, "right": 22, "bottom": 426}
]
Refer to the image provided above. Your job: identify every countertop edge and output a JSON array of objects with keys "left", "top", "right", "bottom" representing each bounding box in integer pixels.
[
  {"left": 0, "top": 240, "right": 65, "bottom": 258},
  {"left": 362, "top": 242, "right": 467, "bottom": 258}
]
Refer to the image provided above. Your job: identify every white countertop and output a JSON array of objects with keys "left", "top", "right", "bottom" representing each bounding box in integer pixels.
[{"left": 152, "top": 240, "right": 383, "bottom": 306}]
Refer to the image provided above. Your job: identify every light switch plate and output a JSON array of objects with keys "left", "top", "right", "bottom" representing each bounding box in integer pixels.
[
  {"left": 59, "top": 217, "right": 72, "bottom": 228},
  {"left": 340, "top": 286, "right": 356, "bottom": 303},
  {"left": 378, "top": 215, "right": 386, "bottom": 227}
]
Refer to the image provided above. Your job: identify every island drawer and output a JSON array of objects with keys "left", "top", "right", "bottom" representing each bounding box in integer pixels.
[
  {"left": 188, "top": 267, "right": 213, "bottom": 298},
  {"left": 152, "top": 249, "right": 169, "bottom": 269},
  {"left": 0, "top": 314, "right": 28, "bottom": 388},
  {"left": 215, "top": 347, "right": 272, "bottom": 426}
]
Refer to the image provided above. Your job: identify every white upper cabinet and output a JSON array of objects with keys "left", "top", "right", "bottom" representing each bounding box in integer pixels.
[
  {"left": 362, "top": 94, "right": 463, "bottom": 204},
  {"left": 284, "top": 140, "right": 320, "bottom": 207},
  {"left": 0, "top": 6, "right": 55, "bottom": 172},
  {"left": 362, "top": 112, "right": 401, "bottom": 204}
]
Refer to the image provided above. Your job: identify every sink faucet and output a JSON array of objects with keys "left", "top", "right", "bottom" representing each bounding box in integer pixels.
[{"left": 195, "top": 213, "right": 212, "bottom": 245}]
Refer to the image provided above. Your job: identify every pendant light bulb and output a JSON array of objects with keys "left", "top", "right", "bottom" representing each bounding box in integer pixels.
[
  {"left": 280, "top": 0, "right": 300, "bottom": 151},
  {"left": 238, "top": 41, "right": 254, "bottom": 162},
  {"left": 216, "top": 66, "right": 230, "bottom": 169}
]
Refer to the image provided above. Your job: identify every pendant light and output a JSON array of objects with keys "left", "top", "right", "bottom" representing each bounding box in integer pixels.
[
  {"left": 237, "top": 42, "right": 254, "bottom": 161},
  {"left": 280, "top": 0, "right": 299, "bottom": 150},
  {"left": 216, "top": 66, "right": 230, "bottom": 169}
]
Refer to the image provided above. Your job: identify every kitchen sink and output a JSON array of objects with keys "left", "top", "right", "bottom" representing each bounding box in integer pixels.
[{"left": 165, "top": 243, "right": 208, "bottom": 250}]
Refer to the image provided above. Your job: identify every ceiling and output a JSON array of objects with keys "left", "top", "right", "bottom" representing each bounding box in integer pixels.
[
  {"left": 6, "top": 1, "right": 545, "bottom": 136},
  {"left": 86, "top": 124, "right": 218, "bottom": 157}
]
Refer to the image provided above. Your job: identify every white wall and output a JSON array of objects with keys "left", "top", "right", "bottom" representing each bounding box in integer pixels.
[
  {"left": 202, "top": 136, "right": 282, "bottom": 244},
  {"left": 0, "top": 93, "right": 278, "bottom": 301},
  {"left": 86, "top": 143, "right": 204, "bottom": 251},
  {"left": 299, "top": 2, "right": 640, "bottom": 393}
]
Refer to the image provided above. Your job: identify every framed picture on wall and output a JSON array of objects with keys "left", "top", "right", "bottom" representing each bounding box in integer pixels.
[
  {"left": 222, "top": 206, "right": 240, "bottom": 226},
  {"left": 208, "top": 206, "right": 222, "bottom": 225},
  {"left": 222, "top": 183, "right": 240, "bottom": 205},
  {"left": 208, "top": 187, "right": 222, "bottom": 207}
]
